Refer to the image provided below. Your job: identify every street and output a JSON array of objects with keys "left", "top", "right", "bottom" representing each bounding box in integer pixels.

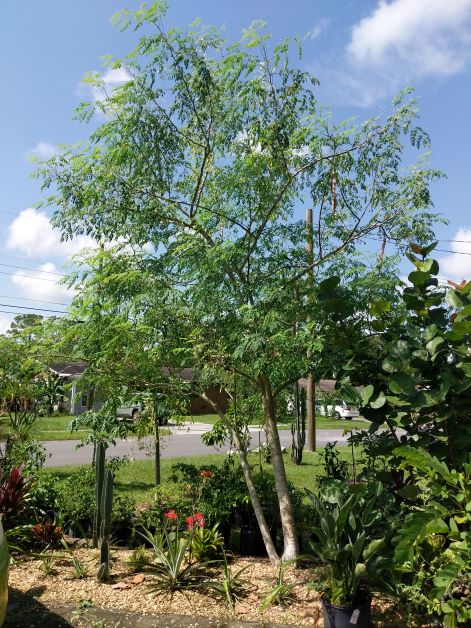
[{"left": 43, "top": 424, "right": 353, "bottom": 467}]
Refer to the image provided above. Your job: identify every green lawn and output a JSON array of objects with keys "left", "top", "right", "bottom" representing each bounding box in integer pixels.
[
  {"left": 43, "top": 448, "right": 359, "bottom": 503},
  {"left": 0, "top": 415, "right": 91, "bottom": 442},
  {"left": 186, "top": 413, "right": 371, "bottom": 431}
]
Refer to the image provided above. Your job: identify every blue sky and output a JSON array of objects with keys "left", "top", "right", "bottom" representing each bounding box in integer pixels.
[{"left": 1, "top": 0, "right": 470, "bottom": 331}]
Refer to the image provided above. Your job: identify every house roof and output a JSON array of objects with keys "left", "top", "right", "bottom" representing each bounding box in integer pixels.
[
  {"left": 49, "top": 362, "right": 88, "bottom": 378},
  {"left": 298, "top": 378, "right": 337, "bottom": 392}
]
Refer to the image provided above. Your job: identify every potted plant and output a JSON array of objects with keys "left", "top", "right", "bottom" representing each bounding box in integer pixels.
[{"left": 306, "top": 481, "right": 390, "bottom": 628}]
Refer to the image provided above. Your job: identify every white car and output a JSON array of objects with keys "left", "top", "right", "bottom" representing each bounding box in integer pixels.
[{"left": 317, "top": 402, "right": 360, "bottom": 420}]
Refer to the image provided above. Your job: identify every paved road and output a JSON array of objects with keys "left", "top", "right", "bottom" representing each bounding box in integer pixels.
[{"left": 43, "top": 424, "right": 354, "bottom": 467}]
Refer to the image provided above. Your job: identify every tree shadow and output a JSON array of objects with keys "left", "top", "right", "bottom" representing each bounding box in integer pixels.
[{"left": 5, "top": 587, "right": 74, "bottom": 627}]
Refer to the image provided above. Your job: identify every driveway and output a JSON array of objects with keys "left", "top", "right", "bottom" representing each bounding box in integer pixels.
[{"left": 43, "top": 424, "right": 353, "bottom": 467}]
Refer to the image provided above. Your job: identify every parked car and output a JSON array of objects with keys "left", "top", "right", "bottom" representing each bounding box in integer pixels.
[
  {"left": 116, "top": 405, "right": 140, "bottom": 421},
  {"left": 317, "top": 402, "right": 360, "bottom": 420},
  {"left": 116, "top": 402, "right": 170, "bottom": 425}
]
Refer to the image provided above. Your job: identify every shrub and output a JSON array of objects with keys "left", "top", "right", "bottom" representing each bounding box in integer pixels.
[
  {"left": 170, "top": 459, "right": 248, "bottom": 525},
  {"left": 55, "top": 465, "right": 135, "bottom": 537},
  {"left": 24, "top": 474, "right": 59, "bottom": 522}
]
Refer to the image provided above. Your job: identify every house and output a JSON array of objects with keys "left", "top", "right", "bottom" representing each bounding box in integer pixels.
[
  {"left": 49, "top": 362, "right": 229, "bottom": 416},
  {"left": 50, "top": 361, "right": 348, "bottom": 417}
]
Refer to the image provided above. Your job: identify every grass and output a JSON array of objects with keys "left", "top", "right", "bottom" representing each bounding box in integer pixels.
[
  {"left": 43, "top": 448, "right": 360, "bottom": 503},
  {"left": 186, "top": 413, "right": 371, "bottom": 431},
  {"left": 0, "top": 415, "right": 91, "bottom": 442}
]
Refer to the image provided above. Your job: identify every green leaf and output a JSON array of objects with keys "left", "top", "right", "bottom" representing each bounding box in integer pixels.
[
  {"left": 370, "top": 392, "right": 386, "bottom": 409},
  {"left": 424, "top": 324, "right": 438, "bottom": 341},
  {"left": 390, "top": 340, "right": 411, "bottom": 359},
  {"left": 408, "top": 270, "right": 430, "bottom": 286},
  {"left": 318, "top": 276, "right": 340, "bottom": 294},
  {"left": 426, "top": 336, "right": 445, "bottom": 356},
  {"left": 393, "top": 446, "right": 452, "bottom": 482},
  {"left": 389, "top": 373, "right": 416, "bottom": 396},
  {"left": 397, "top": 485, "right": 420, "bottom": 500},
  {"left": 446, "top": 290, "right": 467, "bottom": 308},
  {"left": 360, "top": 385, "right": 374, "bottom": 405},
  {"left": 416, "top": 258, "right": 439, "bottom": 275},
  {"left": 369, "top": 299, "right": 391, "bottom": 316}
]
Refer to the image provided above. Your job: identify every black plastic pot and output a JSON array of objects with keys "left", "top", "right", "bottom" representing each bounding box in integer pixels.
[
  {"left": 239, "top": 525, "right": 277, "bottom": 556},
  {"left": 217, "top": 521, "right": 232, "bottom": 547},
  {"left": 240, "top": 526, "right": 265, "bottom": 556},
  {"left": 322, "top": 597, "right": 372, "bottom": 628}
]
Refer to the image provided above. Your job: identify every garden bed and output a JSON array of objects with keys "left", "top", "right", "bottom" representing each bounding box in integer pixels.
[{"left": 9, "top": 544, "right": 408, "bottom": 627}]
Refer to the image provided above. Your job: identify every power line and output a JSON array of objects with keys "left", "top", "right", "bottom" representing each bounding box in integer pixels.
[
  {"left": 0, "top": 209, "right": 53, "bottom": 222},
  {"left": 0, "top": 270, "right": 62, "bottom": 283},
  {"left": 435, "top": 248, "right": 471, "bottom": 257},
  {"left": 0, "top": 262, "right": 66, "bottom": 277},
  {"left": 364, "top": 237, "right": 471, "bottom": 256},
  {"left": 0, "top": 308, "right": 59, "bottom": 317},
  {"left": 0, "top": 303, "right": 67, "bottom": 314},
  {"left": 0, "top": 295, "right": 69, "bottom": 306}
]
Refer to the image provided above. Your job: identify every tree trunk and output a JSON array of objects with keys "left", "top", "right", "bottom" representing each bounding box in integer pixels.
[
  {"left": 258, "top": 375, "right": 299, "bottom": 561},
  {"left": 154, "top": 414, "right": 161, "bottom": 486},
  {"left": 200, "top": 392, "right": 280, "bottom": 564}
]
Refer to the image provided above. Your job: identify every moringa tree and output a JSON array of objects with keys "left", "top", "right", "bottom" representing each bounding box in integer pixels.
[{"left": 37, "top": 4, "right": 441, "bottom": 562}]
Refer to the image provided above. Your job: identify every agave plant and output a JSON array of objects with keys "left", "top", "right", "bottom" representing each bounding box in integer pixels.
[
  {"left": 260, "top": 560, "right": 297, "bottom": 611},
  {"left": 207, "top": 551, "right": 249, "bottom": 608},
  {"left": 138, "top": 526, "right": 214, "bottom": 594}
]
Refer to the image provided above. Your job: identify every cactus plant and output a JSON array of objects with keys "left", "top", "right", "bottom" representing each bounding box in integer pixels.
[
  {"left": 93, "top": 441, "right": 106, "bottom": 548},
  {"left": 291, "top": 381, "right": 306, "bottom": 465},
  {"left": 97, "top": 468, "right": 113, "bottom": 582}
]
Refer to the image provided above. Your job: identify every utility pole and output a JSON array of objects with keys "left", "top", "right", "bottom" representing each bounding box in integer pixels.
[{"left": 305, "top": 207, "right": 316, "bottom": 451}]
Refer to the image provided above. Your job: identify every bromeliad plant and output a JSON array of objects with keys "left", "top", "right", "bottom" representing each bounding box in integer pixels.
[{"left": 306, "top": 481, "right": 391, "bottom": 606}]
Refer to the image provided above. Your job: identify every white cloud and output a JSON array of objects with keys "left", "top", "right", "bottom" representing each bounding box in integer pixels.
[
  {"left": 0, "top": 314, "right": 13, "bottom": 335},
  {"left": 77, "top": 66, "right": 133, "bottom": 106},
  {"left": 101, "top": 67, "right": 132, "bottom": 87},
  {"left": 318, "top": 0, "right": 471, "bottom": 107},
  {"left": 439, "top": 228, "right": 471, "bottom": 280},
  {"left": 6, "top": 208, "right": 94, "bottom": 259},
  {"left": 26, "top": 142, "right": 57, "bottom": 160},
  {"left": 306, "top": 18, "right": 331, "bottom": 41},
  {"left": 11, "top": 262, "right": 73, "bottom": 302},
  {"left": 348, "top": 0, "right": 471, "bottom": 76}
]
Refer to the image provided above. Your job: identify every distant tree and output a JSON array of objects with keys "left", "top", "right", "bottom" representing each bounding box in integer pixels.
[{"left": 37, "top": 6, "right": 441, "bottom": 562}]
